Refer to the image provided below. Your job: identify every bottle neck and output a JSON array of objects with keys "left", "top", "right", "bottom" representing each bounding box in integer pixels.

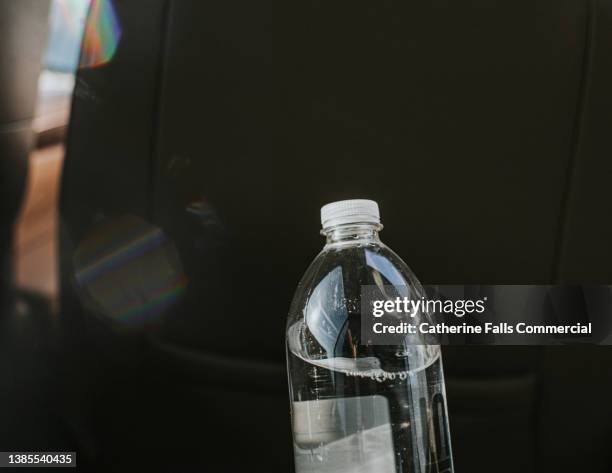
[{"left": 322, "top": 222, "right": 383, "bottom": 246}]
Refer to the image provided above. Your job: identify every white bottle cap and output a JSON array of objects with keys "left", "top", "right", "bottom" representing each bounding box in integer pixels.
[{"left": 320, "top": 199, "right": 380, "bottom": 229}]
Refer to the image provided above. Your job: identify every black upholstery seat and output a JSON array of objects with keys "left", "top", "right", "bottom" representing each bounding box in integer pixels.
[{"left": 59, "top": 1, "right": 612, "bottom": 472}]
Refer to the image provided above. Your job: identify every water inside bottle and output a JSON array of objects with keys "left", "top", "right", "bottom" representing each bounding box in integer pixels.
[{"left": 288, "top": 321, "right": 452, "bottom": 473}]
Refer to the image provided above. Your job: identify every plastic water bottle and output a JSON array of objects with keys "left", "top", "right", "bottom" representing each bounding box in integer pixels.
[{"left": 286, "top": 200, "right": 454, "bottom": 473}]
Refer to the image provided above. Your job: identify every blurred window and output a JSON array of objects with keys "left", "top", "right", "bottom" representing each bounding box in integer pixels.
[
  {"left": 35, "top": 0, "right": 90, "bottom": 138},
  {"left": 43, "top": 0, "right": 90, "bottom": 73}
]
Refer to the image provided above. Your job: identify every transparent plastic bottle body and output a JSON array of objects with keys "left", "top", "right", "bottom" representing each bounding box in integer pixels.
[{"left": 286, "top": 223, "right": 453, "bottom": 473}]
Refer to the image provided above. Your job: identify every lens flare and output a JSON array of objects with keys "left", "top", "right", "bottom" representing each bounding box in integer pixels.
[
  {"left": 74, "top": 216, "right": 187, "bottom": 327},
  {"left": 79, "top": 0, "right": 122, "bottom": 68}
]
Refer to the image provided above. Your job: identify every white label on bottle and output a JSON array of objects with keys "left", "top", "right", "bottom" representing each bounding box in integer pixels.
[{"left": 292, "top": 395, "right": 395, "bottom": 473}]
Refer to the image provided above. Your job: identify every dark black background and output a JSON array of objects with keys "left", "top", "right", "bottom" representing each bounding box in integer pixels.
[{"left": 4, "top": 0, "right": 612, "bottom": 472}]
